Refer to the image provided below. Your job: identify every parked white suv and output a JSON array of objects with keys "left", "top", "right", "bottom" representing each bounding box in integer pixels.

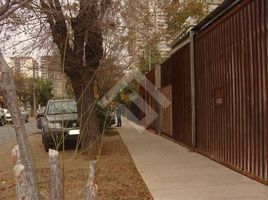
[
  {"left": 0, "top": 108, "right": 5, "bottom": 126},
  {"left": 3, "top": 109, "right": 12, "bottom": 124},
  {"left": 3, "top": 107, "right": 29, "bottom": 123}
]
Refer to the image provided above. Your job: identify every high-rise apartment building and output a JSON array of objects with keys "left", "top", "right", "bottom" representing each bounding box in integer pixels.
[
  {"left": 40, "top": 55, "right": 66, "bottom": 98},
  {"left": 126, "top": 0, "right": 224, "bottom": 70},
  {"left": 9, "top": 57, "right": 39, "bottom": 78},
  {"left": 148, "top": 0, "right": 170, "bottom": 56},
  {"left": 126, "top": 0, "right": 169, "bottom": 70},
  {"left": 126, "top": 0, "right": 149, "bottom": 62},
  {"left": 40, "top": 58, "right": 49, "bottom": 79}
]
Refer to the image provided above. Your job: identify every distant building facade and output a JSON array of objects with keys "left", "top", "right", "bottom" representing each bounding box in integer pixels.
[
  {"left": 148, "top": 0, "right": 170, "bottom": 57},
  {"left": 207, "top": 0, "right": 224, "bottom": 11},
  {"left": 40, "top": 57, "right": 49, "bottom": 79},
  {"left": 126, "top": 0, "right": 224, "bottom": 71},
  {"left": 126, "top": 0, "right": 170, "bottom": 71},
  {"left": 40, "top": 55, "right": 66, "bottom": 98},
  {"left": 9, "top": 57, "right": 39, "bottom": 78}
]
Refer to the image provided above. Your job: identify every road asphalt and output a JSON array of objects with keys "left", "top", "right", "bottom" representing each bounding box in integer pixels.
[{"left": 0, "top": 120, "right": 39, "bottom": 145}]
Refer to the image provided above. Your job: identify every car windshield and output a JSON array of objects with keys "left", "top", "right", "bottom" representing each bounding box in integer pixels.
[{"left": 47, "top": 101, "right": 77, "bottom": 115}]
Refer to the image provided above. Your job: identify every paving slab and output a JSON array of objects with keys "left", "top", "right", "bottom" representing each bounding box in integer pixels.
[{"left": 118, "top": 119, "right": 268, "bottom": 200}]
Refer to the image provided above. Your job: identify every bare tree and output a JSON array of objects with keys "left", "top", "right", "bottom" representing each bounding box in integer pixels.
[
  {"left": 36, "top": 0, "right": 112, "bottom": 151},
  {"left": 0, "top": 53, "right": 40, "bottom": 199},
  {"left": 0, "top": 1, "right": 40, "bottom": 199},
  {"left": 0, "top": 0, "right": 32, "bottom": 21}
]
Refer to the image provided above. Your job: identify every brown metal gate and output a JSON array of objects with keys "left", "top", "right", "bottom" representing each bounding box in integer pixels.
[
  {"left": 160, "top": 44, "right": 192, "bottom": 146},
  {"left": 161, "top": 85, "right": 173, "bottom": 136},
  {"left": 138, "top": 69, "right": 158, "bottom": 131},
  {"left": 138, "top": 0, "right": 268, "bottom": 185},
  {"left": 195, "top": 0, "right": 268, "bottom": 183},
  {"left": 146, "top": 70, "right": 158, "bottom": 131},
  {"left": 161, "top": 57, "right": 173, "bottom": 136},
  {"left": 171, "top": 44, "right": 192, "bottom": 147}
]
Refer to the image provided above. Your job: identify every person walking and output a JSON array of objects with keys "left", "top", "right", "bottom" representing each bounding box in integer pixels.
[{"left": 115, "top": 103, "right": 123, "bottom": 127}]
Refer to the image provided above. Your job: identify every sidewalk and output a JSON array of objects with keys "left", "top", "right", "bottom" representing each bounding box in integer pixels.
[{"left": 118, "top": 119, "right": 268, "bottom": 200}]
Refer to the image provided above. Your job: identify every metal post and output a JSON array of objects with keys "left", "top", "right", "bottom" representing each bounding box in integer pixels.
[
  {"left": 190, "top": 30, "right": 196, "bottom": 149},
  {"left": 148, "top": 45, "right": 152, "bottom": 70},
  {"left": 155, "top": 64, "right": 161, "bottom": 135},
  {"left": 33, "top": 62, "right": 36, "bottom": 116}
]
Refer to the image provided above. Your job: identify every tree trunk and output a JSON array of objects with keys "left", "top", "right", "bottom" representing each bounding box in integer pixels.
[
  {"left": 68, "top": 71, "right": 100, "bottom": 154},
  {"left": 40, "top": 0, "right": 104, "bottom": 154},
  {"left": 12, "top": 145, "right": 29, "bottom": 200},
  {"left": 0, "top": 52, "right": 39, "bottom": 199}
]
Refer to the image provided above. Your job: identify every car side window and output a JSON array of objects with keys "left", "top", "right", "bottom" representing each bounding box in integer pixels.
[{"left": 44, "top": 103, "right": 49, "bottom": 115}]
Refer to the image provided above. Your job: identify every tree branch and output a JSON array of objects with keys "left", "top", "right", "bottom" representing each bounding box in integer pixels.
[
  {"left": 0, "top": 0, "right": 32, "bottom": 22},
  {"left": 40, "top": 0, "right": 68, "bottom": 56},
  {"left": 0, "top": 0, "right": 11, "bottom": 16}
]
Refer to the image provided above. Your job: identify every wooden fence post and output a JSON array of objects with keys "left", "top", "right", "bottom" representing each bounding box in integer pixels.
[
  {"left": 12, "top": 145, "right": 30, "bottom": 200},
  {"left": 49, "top": 149, "right": 63, "bottom": 200},
  {"left": 85, "top": 160, "right": 97, "bottom": 200}
]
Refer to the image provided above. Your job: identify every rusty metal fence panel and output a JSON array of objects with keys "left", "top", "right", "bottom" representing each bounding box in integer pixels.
[
  {"left": 138, "top": 83, "right": 146, "bottom": 126},
  {"left": 160, "top": 85, "right": 173, "bottom": 136},
  {"left": 171, "top": 44, "right": 192, "bottom": 147},
  {"left": 195, "top": 0, "right": 268, "bottom": 183},
  {"left": 160, "top": 44, "right": 192, "bottom": 146},
  {"left": 137, "top": 69, "right": 158, "bottom": 131},
  {"left": 161, "top": 56, "right": 173, "bottom": 87},
  {"left": 145, "top": 70, "right": 158, "bottom": 131},
  {"left": 161, "top": 57, "right": 173, "bottom": 137}
]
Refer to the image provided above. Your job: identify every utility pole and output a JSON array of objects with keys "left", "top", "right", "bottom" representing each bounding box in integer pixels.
[
  {"left": 148, "top": 45, "right": 152, "bottom": 70},
  {"left": 33, "top": 61, "right": 36, "bottom": 116}
]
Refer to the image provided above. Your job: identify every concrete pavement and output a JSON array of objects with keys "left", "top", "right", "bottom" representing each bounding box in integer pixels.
[{"left": 118, "top": 119, "right": 268, "bottom": 200}]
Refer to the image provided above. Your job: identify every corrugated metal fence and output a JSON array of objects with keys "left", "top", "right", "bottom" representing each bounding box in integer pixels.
[
  {"left": 161, "top": 56, "right": 173, "bottom": 136},
  {"left": 139, "top": 70, "right": 158, "bottom": 130},
  {"left": 171, "top": 45, "right": 192, "bottom": 147},
  {"left": 159, "top": 44, "right": 192, "bottom": 144},
  {"left": 195, "top": 0, "right": 268, "bottom": 182},
  {"left": 137, "top": 0, "right": 268, "bottom": 184}
]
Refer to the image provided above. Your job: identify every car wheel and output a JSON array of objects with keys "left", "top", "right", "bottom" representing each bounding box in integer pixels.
[
  {"left": 41, "top": 133, "right": 44, "bottom": 144},
  {"left": 0, "top": 118, "right": 4, "bottom": 126},
  {"left": 43, "top": 135, "right": 50, "bottom": 152}
]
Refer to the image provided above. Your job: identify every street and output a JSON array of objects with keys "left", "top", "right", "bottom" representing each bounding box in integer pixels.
[{"left": 0, "top": 120, "right": 39, "bottom": 145}]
